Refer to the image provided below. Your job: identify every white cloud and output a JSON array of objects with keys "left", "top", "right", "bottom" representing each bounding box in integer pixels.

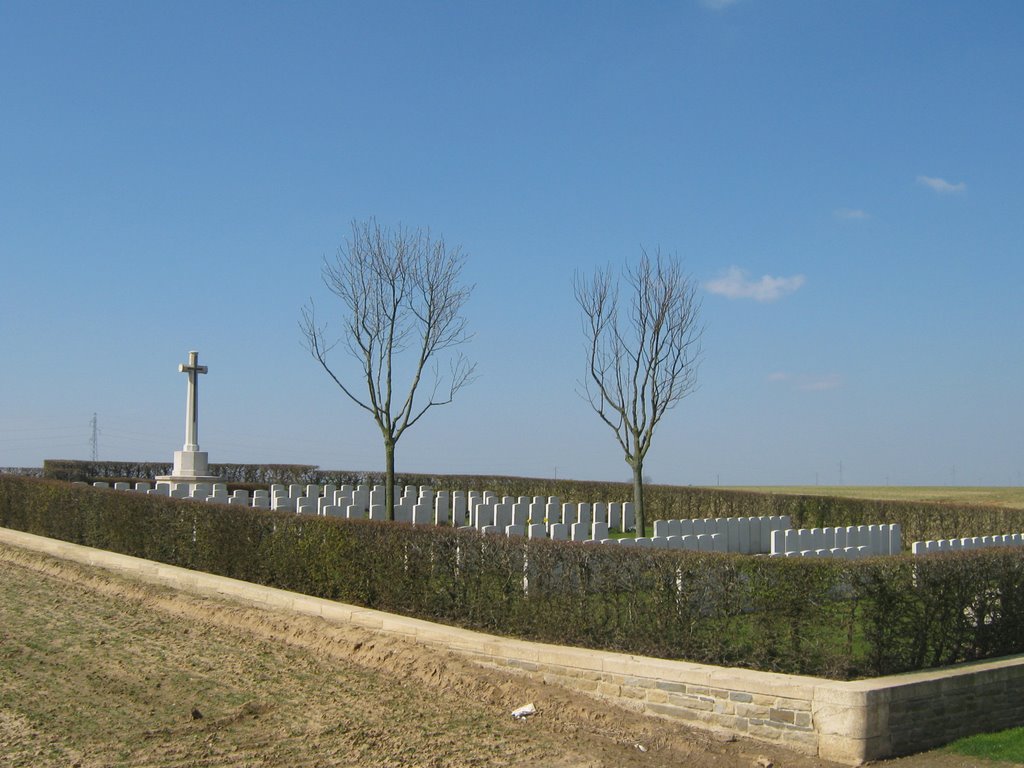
[
  {"left": 834, "top": 208, "right": 869, "bottom": 220},
  {"left": 917, "top": 175, "right": 967, "bottom": 194},
  {"left": 767, "top": 371, "right": 790, "bottom": 383},
  {"left": 705, "top": 267, "right": 806, "bottom": 302}
]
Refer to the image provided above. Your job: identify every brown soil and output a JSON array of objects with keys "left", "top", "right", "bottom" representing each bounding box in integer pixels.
[{"left": 0, "top": 543, "right": 1014, "bottom": 768}]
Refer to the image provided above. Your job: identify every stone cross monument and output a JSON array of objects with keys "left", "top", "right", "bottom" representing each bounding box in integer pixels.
[
  {"left": 158, "top": 350, "right": 219, "bottom": 482},
  {"left": 179, "top": 350, "right": 207, "bottom": 452}
]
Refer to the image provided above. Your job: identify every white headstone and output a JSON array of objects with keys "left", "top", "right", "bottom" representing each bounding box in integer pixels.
[
  {"left": 529, "top": 501, "right": 545, "bottom": 525},
  {"left": 495, "top": 503, "right": 513, "bottom": 529},
  {"left": 452, "top": 492, "right": 467, "bottom": 526},
  {"left": 738, "top": 519, "right": 751, "bottom": 554},
  {"left": 546, "top": 500, "right": 562, "bottom": 525},
  {"left": 394, "top": 502, "right": 412, "bottom": 524},
  {"left": 747, "top": 517, "right": 761, "bottom": 553},
  {"left": 549, "top": 523, "right": 569, "bottom": 541},
  {"left": 435, "top": 491, "right": 451, "bottom": 526},
  {"left": 474, "top": 503, "right": 494, "bottom": 529},
  {"left": 412, "top": 503, "right": 432, "bottom": 525},
  {"left": 726, "top": 518, "right": 740, "bottom": 552},
  {"left": 608, "top": 503, "right": 622, "bottom": 532}
]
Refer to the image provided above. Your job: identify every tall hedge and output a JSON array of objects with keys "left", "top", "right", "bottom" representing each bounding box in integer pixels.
[
  {"left": 5, "top": 475, "right": 1024, "bottom": 680},
  {"left": 42, "top": 460, "right": 322, "bottom": 485}
]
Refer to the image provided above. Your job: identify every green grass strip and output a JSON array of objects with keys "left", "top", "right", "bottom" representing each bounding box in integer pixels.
[{"left": 945, "top": 727, "right": 1024, "bottom": 762}]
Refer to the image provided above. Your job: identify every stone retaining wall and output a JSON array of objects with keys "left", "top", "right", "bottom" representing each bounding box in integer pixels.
[{"left": 2, "top": 526, "right": 1022, "bottom": 765}]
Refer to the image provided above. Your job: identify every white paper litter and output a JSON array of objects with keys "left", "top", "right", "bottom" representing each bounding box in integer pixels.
[{"left": 511, "top": 703, "right": 537, "bottom": 719}]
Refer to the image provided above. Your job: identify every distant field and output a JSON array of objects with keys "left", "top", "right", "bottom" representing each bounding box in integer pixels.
[{"left": 721, "top": 486, "right": 1024, "bottom": 510}]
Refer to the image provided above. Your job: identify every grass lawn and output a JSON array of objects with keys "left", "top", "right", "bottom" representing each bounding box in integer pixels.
[
  {"left": 718, "top": 485, "right": 1024, "bottom": 510},
  {"left": 945, "top": 727, "right": 1024, "bottom": 763}
]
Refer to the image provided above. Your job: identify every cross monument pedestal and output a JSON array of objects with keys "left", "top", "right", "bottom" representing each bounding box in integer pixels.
[{"left": 157, "top": 350, "right": 220, "bottom": 484}]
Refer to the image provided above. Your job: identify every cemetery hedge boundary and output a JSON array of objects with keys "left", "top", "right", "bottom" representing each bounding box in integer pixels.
[
  {"left": 6, "top": 475, "right": 1024, "bottom": 681},
  {"left": 42, "top": 460, "right": 1024, "bottom": 543},
  {"left": 42, "top": 459, "right": 323, "bottom": 486}
]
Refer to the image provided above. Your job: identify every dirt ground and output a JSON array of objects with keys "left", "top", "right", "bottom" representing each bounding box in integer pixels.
[{"left": 0, "top": 543, "right": 1017, "bottom": 768}]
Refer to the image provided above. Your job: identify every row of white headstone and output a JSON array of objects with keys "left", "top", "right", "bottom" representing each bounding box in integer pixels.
[
  {"left": 769, "top": 524, "right": 902, "bottom": 559},
  {"left": 107, "top": 481, "right": 1024, "bottom": 559},
  {"left": 89, "top": 481, "right": 637, "bottom": 541},
  {"left": 652, "top": 516, "right": 792, "bottom": 555},
  {"left": 911, "top": 534, "right": 1024, "bottom": 555}
]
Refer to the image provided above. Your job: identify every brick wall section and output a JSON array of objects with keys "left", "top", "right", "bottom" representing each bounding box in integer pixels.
[
  {"left": 842, "top": 660, "right": 1024, "bottom": 758},
  {"left": 3, "top": 526, "right": 1023, "bottom": 766},
  {"left": 480, "top": 656, "right": 822, "bottom": 755}
]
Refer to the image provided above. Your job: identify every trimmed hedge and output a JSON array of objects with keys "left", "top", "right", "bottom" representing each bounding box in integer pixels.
[
  {"left": 42, "top": 460, "right": 322, "bottom": 485},
  {"left": 4, "top": 475, "right": 1024, "bottom": 680},
  {"left": 0, "top": 467, "right": 42, "bottom": 477}
]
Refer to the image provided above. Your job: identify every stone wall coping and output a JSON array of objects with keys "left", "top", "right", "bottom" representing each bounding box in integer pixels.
[{"left": 836, "top": 653, "right": 1024, "bottom": 692}]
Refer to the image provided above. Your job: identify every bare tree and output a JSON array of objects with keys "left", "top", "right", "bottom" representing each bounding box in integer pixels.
[
  {"left": 301, "top": 218, "right": 476, "bottom": 520},
  {"left": 575, "top": 249, "right": 702, "bottom": 536}
]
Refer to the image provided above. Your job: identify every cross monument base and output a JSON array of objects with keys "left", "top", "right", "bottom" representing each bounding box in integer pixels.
[{"left": 156, "top": 450, "right": 220, "bottom": 484}]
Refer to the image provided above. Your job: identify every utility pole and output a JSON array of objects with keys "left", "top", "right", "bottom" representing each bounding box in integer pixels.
[
  {"left": 89, "top": 413, "right": 99, "bottom": 461},
  {"left": 839, "top": 461, "right": 844, "bottom": 486}
]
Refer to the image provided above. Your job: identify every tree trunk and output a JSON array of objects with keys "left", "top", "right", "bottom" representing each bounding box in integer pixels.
[
  {"left": 631, "top": 459, "right": 646, "bottom": 537},
  {"left": 384, "top": 439, "right": 396, "bottom": 521}
]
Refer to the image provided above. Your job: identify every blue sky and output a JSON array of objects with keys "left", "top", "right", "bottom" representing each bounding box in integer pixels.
[{"left": 1, "top": 0, "right": 1021, "bottom": 487}]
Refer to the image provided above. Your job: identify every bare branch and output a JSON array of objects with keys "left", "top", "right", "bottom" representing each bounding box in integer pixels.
[
  {"left": 299, "top": 300, "right": 378, "bottom": 418},
  {"left": 300, "top": 218, "right": 476, "bottom": 519},
  {"left": 575, "top": 248, "right": 703, "bottom": 534}
]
